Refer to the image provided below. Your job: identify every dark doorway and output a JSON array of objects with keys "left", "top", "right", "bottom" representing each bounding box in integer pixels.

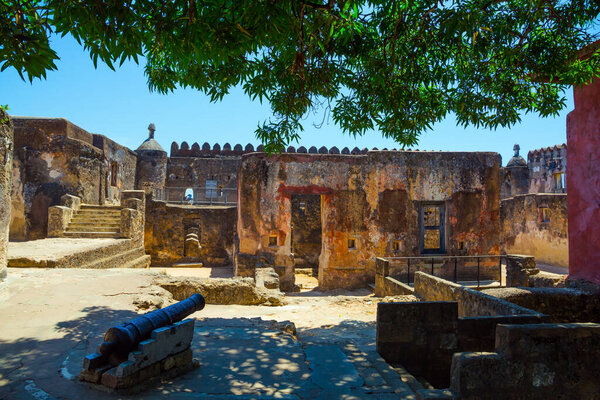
[{"left": 291, "top": 194, "right": 322, "bottom": 276}]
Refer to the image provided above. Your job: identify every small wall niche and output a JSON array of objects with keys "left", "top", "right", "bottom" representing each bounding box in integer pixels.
[
  {"left": 348, "top": 238, "right": 357, "bottom": 250},
  {"left": 268, "top": 235, "right": 278, "bottom": 247}
]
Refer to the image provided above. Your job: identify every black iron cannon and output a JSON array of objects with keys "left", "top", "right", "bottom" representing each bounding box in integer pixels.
[{"left": 99, "top": 293, "right": 205, "bottom": 365}]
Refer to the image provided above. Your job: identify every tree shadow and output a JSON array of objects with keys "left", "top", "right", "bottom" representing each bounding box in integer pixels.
[{"left": 0, "top": 309, "right": 383, "bottom": 399}]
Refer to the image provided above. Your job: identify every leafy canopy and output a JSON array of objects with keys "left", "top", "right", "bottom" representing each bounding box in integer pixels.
[{"left": 2, "top": 1, "right": 600, "bottom": 151}]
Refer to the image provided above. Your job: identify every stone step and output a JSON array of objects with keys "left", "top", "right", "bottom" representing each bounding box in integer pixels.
[
  {"left": 75, "top": 210, "right": 122, "bottom": 216},
  {"left": 79, "top": 246, "right": 149, "bottom": 269},
  {"left": 68, "top": 222, "right": 121, "bottom": 228},
  {"left": 8, "top": 238, "right": 141, "bottom": 269},
  {"left": 63, "top": 231, "right": 121, "bottom": 239},
  {"left": 66, "top": 226, "right": 121, "bottom": 233},
  {"left": 70, "top": 216, "right": 121, "bottom": 223},
  {"left": 80, "top": 204, "right": 122, "bottom": 210}
]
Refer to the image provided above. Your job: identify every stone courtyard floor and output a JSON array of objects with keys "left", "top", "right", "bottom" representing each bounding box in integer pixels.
[{"left": 0, "top": 268, "right": 416, "bottom": 399}]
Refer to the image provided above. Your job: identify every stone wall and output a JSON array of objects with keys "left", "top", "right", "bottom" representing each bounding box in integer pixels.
[
  {"left": 414, "top": 272, "right": 540, "bottom": 317},
  {"left": 9, "top": 117, "right": 137, "bottom": 240},
  {"left": 93, "top": 134, "right": 138, "bottom": 204},
  {"left": 501, "top": 193, "right": 568, "bottom": 267},
  {"left": 376, "top": 301, "right": 547, "bottom": 389},
  {"left": 145, "top": 199, "right": 236, "bottom": 267},
  {"left": 165, "top": 157, "right": 239, "bottom": 203},
  {"left": 0, "top": 110, "right": 13, "bottom": 281},
  {"left": 482, "top": 287, "right": 600, "bottom": 323},
  {"left": 449, "top": 323, "right": 600, "bottom": 399},
  {"left": 237, "top": 151, "right": 501, "bottom": 290}
]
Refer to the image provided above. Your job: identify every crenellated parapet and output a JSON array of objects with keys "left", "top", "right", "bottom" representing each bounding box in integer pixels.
[{"left": 170, "top": 141, "right": 419, "bottom": 157}]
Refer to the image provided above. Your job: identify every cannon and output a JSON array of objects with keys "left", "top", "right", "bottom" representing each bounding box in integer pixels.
[{"left": 99, "top": 293, "right": 205, "bottom": 365}]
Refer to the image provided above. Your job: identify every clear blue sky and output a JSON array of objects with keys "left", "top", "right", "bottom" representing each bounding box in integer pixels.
[{"left": 0, "top": 34, "right": 571, "bottom": 165}]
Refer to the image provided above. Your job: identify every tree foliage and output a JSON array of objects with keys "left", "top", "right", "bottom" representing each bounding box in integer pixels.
[{"left": 2, "top": 1, "right": 600, "bottom": 150}]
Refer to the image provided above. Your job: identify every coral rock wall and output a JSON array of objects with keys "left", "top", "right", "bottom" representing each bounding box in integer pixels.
[
  {"left": 501, "top": 194, "right": 568, "bottom": 267},
  {"left": 9, "top": 118, "right": 136, "bottom": 240},
  {"left": 145, "top": 199, "right": 236, "bottom": 267},
  {"left": 0, "top": 110, "right": 13, "bottom": 281},
  {"left": 237, "top": 151, "right": 501, "bottom": 290}
]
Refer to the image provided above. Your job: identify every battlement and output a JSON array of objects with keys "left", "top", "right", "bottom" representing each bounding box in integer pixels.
[{"left": 169, "top": 142, "right": 421, "bottom": 157}]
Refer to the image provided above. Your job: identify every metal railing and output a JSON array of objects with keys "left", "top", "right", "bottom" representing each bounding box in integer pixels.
[
  {"left": 156, "top": 186, "right": 237, "bottom": 205},
  {"left": 381, "top": 255, "right": 505, "bottom": 288}
]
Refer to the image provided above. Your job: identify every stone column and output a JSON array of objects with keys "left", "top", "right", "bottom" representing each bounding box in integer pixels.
[
  {"left": 0, "top": 110, "right": 13, "bottom": 282},
  {"left": 567, "top": 77, "right": 600, "bottom": 284}
]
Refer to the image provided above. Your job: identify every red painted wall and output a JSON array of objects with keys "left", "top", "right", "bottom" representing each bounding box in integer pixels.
[{"left": 566, "top": 77, "right": 600, "bottom": 283}]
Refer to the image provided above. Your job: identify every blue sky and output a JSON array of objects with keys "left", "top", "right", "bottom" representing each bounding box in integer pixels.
[{"left": 0, "top": 35, "right": 571, "bottom": 165}]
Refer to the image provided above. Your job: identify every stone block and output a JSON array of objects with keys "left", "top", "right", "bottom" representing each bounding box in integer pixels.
[
  {"left": 61, "top": 194, "right": 81, "bottom": 210},
  {"left": 82, "top": 319, "right": 196, "bottom": 392},
  {"left": 116, "top": 319, "right": 194, "bottom": 377},
  {"left": 255, "top": 267, "right": 280, "bottom": 290},
  {"left": 377, "top": 301, "right": 458, "bottom": 388},
  {"left": 506, "top": 255, "right": 537, "bottom": 287},
  {"left": 47, "top": 206, "right": 73, "bottom": 237}
]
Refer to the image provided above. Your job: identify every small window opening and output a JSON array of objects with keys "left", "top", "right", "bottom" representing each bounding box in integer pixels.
[
  {"left": 110, "top": 162, "right": 118, "bottom": 186},
  {"left": 348, "top": 238, "right": 357, "bottom": 249},
  {"left": 458, "top": 241, "right": 464, "bottom": 250},
  {"left": 268, "top": 235, "right": 278, "bottom": 247},
  {"left": 392, "top": 241, "right": 401, "bottom": 252},
  {"left": 540, "top": 207, "right": 550, "bottom": 223}
]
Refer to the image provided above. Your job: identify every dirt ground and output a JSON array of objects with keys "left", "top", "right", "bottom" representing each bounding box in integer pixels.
[{"left": 0, "top": 267, "right": 416, "bottom": 399}]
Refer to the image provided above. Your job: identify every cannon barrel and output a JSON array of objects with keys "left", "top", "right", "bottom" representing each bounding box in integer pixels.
[{"left": 100, "top": 293, "right": 205, "bottom": 363}]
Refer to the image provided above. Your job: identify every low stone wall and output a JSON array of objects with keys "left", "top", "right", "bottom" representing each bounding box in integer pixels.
[
  {"left": 482, "top": 287, "right": 600, "bottom": 323},
  {"left": 0, "top": 110, "right": 13, "bottom": 282},
  {"left": 47, "top": 194, "right": 81, "bottom": 237},
  {"left": 120, "top": 190, "right": 145, "bottom": 245},
  {"left": 377, "top": 301, "right": 547, "bottom": 389},
  {"left": 414, "top": 272, "right": 538, "bottom": 317},
  {"left": 449, "top": 323, "right": 600, "bottom": 399},
  {"left": 145, "top": 199, "right": 236, "bottom": 267},
  {"left": 154, "top": 276, "right": 284, "bottom": 306},
  {"left": 375, "top": 258, "right": 414, "bottom": 296},
  {"left": 377, "top": 301, "right": 459, "bottom": 389}
]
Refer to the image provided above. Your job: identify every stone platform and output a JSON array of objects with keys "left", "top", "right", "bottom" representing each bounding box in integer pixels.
[{"left": 7, "top": 238, "right": 150, "bottom": 269}]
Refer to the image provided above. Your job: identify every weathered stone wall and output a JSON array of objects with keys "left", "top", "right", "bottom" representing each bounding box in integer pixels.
[
  {"left": 145, "top": 199, "right": 236, "bottom": 267},
  {"left": 0, "top": 110, "right": 13, "bottom": 281},
  {"left": 9, "top": 117, "right": 137, "bottom": 240},
  {"left": 237, "top": 151, "right": 501, "bottom": 290},
  {"left": 165, "top": 157, "right": 239, "bottom": 203},
  {"left": 376, "top": 301, "right": 547, "bottom": 389},
  {"left": 93, "top": 134, "right": 138, "bottom": 204},
  {"left": 414, "top": 272, "right": 540, "bottom": 317},
  {"left": 501, "top": 193, "right": 568, "bottom": 267},
  {"left": 482, "top": 287, "right": 600, "bottom": 323},
  {"left": 449, "top": 323, "right": 600, "bottom": 399},
  {"left": 374, "top": 258, "right": 415, "bottom": 296}
]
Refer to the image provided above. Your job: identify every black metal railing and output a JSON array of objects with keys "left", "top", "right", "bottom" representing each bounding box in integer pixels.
[
  {"left": 381, "top": 255, "right": 505, "bottom": 288},
  {"left": 156, "top": 186, "right": 237, "bottom": 205}
]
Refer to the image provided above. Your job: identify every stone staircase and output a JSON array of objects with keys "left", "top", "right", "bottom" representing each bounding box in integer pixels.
[{"left": 63, "top": 204, "right": 122, "bottom": 238}]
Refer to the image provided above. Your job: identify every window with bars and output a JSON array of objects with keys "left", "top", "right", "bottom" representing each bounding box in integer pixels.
[{"left": 420, "top": 204, "right": 445, "bottom": 254}]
